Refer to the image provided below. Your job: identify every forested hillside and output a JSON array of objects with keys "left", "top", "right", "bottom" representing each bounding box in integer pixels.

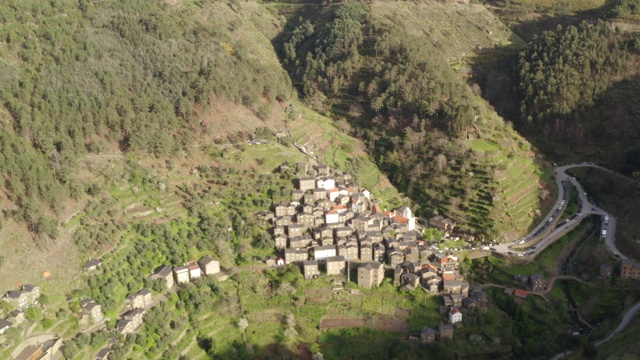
[
  {"left": 514, "top": 21, "right": 640, "bottom": 172},
  {"left": 612, "top": 0, "right": 640, "bottom": 21},
  {"left": 0, "top": 0, "right": 552, "bottom": 246},
  {"left": 518, "top": 21, "right": 631, "bottom": 132},
  {"left": 279, "top": 2, "right": 552, "bottom": 239},
  {"left": 0, "top": 0, "right": 291, "bottom": 240}
]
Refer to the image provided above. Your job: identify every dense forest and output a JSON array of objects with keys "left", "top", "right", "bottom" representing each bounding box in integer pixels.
[
  {"left": 514, "top": 20, "right": 640, "bottom": 172},
  {"left": 285, "top": 3, "right": 475, "bottom": 136},
  {"left": 0, "top": 0, "right": 291, "bottom": 238},
  {"left": 612, "top": 0, "right": 640, "bottom": 20},
  {"left": 517, "top": 21, "right": 630, "bottom": 132},
  {"left": 280, "top": 3, "right": 537, "bottom": 237}
]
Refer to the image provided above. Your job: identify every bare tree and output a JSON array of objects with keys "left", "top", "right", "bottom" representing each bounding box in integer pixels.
[
  {"left": 435, "top": 154, "right": 447, "bottom": 172},
  {"left": 238, "top": 317, "right": 249, "bottom": 341},
  {"left": 283, "top": 312, "right": 298, "bottom": 339}
]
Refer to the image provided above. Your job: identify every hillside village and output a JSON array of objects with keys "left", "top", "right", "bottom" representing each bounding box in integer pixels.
[
  {"left": 0, "top": 255, "right": 223, "bottom": 359},
  {"left": 2, "top": 156, "right": 640, "bottom": 358},
  {"left": 269, "top": 162, "right": 486, "bottom": 342}
]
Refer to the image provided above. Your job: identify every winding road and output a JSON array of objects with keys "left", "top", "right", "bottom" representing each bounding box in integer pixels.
[
  {"left": 492, "top": 163, "right": 624, "bottom": 259},
  {"left": 496, "top": 163, "right": 640, "bottom": 358}
]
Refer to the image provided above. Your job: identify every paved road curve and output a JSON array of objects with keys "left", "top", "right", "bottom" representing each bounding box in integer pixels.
[
  {"left": 493, "top": 163, "right": 624, "bottom": 259},
  {"left": 595, "top": 301, "right": 640, "bottom": 346},
  {"left": 520, "top": 164, "right": 639, "bottom": 359}
]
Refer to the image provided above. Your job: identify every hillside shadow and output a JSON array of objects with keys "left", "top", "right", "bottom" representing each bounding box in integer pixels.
[
  {"left": 270, "top": 1, "right": 335, "bottom": 78},
  {"left": 470, "top": 12, "right": 640, "bottom": 171},
  {"left": 204, "top": 330, "right": 466, "bottom": 360}
]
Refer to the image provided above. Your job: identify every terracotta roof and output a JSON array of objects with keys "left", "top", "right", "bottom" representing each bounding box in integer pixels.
[
  {"left": 442, "top": 273, "right": 455, "bottom": 281},
  {"left": 514, "top": 289, "right": 528, "bottom": 298},
  {"left": 393, "top": 216, "right": 408, "bottom": 224}
]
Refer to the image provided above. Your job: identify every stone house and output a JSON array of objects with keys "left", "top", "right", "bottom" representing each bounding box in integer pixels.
[
  {"left": 125, "top": 308, "right": 145, "bottom": 328},
  {"left": 274, "top": 235, "right": 288, "bottom": 249},
  {"left": 335, "top": 195, "right": 350, "bottom": 206},
  {"left": 149, "top": 265, "right": 174, "bottom": 289},
  {"left": 83, "top": 258, "right": 102, "bottom": 271},
  {"left": 295, "top": 212, "right": 315, "bottom": 227},
  {"left": 621, "top": 259, "right": 640, "bottom": 280},
  {"left": 298, "top": 177, "right": 316, "bottom": 192},
  {"left": 387, "top": 250, "right": 404, "bottom": 268},
  {"left": 127, "top": 289, "right": 152, "bottom": 309},
  {"left": 292, "top": 190, "right": 304, "bottom": 202},
  {"left": 325, "top": 256, "right": 346, "bottom": 275},
  {"left": 429, "top": 215, "right": 455, "bottom": 232},
  {"left": 188, "top": 263, "right": 202, "bottom": 280},
  {"left": 438, "top": 324, "right": 454, "bottom": 340},
  {"left": 337, "top": 244, "right": 359, "bottom": 261},
  {"left": 317, "top": 198, "right": 335, "bottom": 210},
  {"left": 404, "top": 247, "right": 419, "bottom": 263},
  {"left": 174, "top": 266, "right": 190, "bottom": 284},
  {"left": 365, "top": 231, "right": 383, "bottom": 243},
  {"left": 421, "top": 327, "right": 437, "bottom": 344},
  {"left": 319, "top": 236, "right": 335, "bottom": 246},
  {"left": 289, "top": 236, "right": 313, "bottom": 249},
  {"left": 314, "top": 164, "right": 330, "bottom": 176},
  {"left": 22, "top": 285, "right": 40, "bottom": 305},
  {"left": 4, "top": 291, "right": 29, "bottom": 310},
  {"left": 0, "top": 319, "right": 12, "bottom": 335},
  {"left": 80, "top": 299, "right": 104, "bottom": 323},
  {"left": 312, "top": 188, "right": 327, "bottom": 201},
  {"left": 357, "top": 261, "right": 385, "bottom": 289},
  {"left": 463, "top": 290, "right": 488, "bottom": 310},
  {"left": 401, "top": 272, "right": 420, "bottom": 288},
  {"left": 198, "top": 256, "right": 220, "bottom": 275},
  {"left": 287, "top": 224, "right": 305, "bottom": 238},
  {"left": 117, "top": 308, "right": 145, "bottom": 334},
  {"left": 529, "top": 274, "right": 547, "bottom": 292},
  {"left": 443, "top": 280, "right": 462, "bottom": 294},
  {"left": 303, "top": 261, "right": 320, "bottom": 279},
  {"left": 359, "top": 241, "right": 373, "bottom": 262},
  {"left": 303, "top": 193, "right": 315, "bottom": 205},
  {"left": 126, "top": 292, "right": 144, "bottom": 310},
  {"left": 285, "top": 248, "right": 308, "bottom": 264},
  {"left": 335, "top": 226, "right": 353, "bottom": 238},
  {"left": 600, "top": 263, "right": 613, "bottom": 278},
  {"left": 8, "top": 310, "right": 25, "bottom": 325},
  {"left": 350, "top": 215, "right": 370, "bottom": 232},
  {"left": 95, "top": 348, "right": 113, "bottom": 360},
  {"left": 275, "top": 216, "right": 292, "bottom": 227},
  {"left": 275, "top": 202, "right": 296, "bottom": 217},
  {"left": 315, "top": 225, "right": 334, "bottom": 240}
]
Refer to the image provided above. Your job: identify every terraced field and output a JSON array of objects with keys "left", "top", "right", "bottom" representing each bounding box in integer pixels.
[{"left": 437, "top": 130, "right": 554, "bottom": 241}]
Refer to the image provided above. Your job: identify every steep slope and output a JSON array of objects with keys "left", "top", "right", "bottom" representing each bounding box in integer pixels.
[
  {"left": 0, "top": 0, "right": 401, "bottom": 293},
  {"left": 0, "top": 0, "right": 294, "bottom": 240},
  {"left": 278, "top": 1, "right": 553, "bottom": 240}
]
